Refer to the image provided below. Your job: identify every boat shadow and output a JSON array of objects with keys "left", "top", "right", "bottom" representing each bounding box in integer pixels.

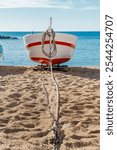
[
  {"left": 63, "top": 67, "right": 100, "bottom": 80},
  {"left": 0, "top": 66, "right": 100, "bottom": 80}
]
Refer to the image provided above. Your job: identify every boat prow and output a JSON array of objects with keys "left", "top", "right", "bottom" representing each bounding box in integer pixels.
[{"left": 23, "top": 33, "right": 77, "bottom": 65}]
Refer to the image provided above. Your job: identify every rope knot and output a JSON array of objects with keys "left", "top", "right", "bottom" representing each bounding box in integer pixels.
[{"left": 41, "top": 28, "right": 57, "bottom": 61}]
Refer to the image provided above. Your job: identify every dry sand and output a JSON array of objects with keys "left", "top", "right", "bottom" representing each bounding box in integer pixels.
[{"left": 0, "top": 66, "right": 100, "bottom": 150}]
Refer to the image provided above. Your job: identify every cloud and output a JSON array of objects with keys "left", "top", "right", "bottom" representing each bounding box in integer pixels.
[
  {"left": 0, "top": 0, "right": 99, "bottom": 11},
  {"left": 80, "top": 6, "right": 99, "bottom": 11},
  {"left": 73, "top": 0, "right": 99, "bottom": 11},
  {"left": 0, "top": 0, "right": 73, "bottom": 9}
]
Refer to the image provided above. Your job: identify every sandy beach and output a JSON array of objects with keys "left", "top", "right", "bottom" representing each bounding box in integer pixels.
[{"left": 0, "top": 66, "right": 100, "bottom": 150}]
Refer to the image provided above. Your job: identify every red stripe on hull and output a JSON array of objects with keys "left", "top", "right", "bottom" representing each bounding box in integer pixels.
[
  {"left": 30, "top": 57, "right": 70, "bottom": 65},
  {"left": 26, "top": 40, "right": 75, "bottom": 49}
]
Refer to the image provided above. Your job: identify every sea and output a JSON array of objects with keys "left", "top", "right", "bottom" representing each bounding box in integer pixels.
[{"left": 0, "top": 31, "right": 100, "bottom": 66}]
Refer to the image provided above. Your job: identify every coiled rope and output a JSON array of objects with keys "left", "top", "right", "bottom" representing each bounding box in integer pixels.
[{"left": 41, "top": 17, "right": 61, "bottom": 150}]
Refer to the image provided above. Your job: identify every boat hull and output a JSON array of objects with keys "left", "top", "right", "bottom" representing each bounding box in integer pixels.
[{"left": 23, "top": 33, "right": 77, "bottom": 65}]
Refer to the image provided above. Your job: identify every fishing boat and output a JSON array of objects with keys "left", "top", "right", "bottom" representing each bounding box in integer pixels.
[{"left": 23, "top": 18, "right": 77, "bottom": 65}]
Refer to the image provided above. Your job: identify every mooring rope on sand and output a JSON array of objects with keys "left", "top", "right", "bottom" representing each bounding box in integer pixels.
[{"left": 41, "top": 17, "right": 62, "bottom": 150}]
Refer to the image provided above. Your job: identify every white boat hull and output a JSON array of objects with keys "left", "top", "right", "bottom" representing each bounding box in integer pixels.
[{"left": 23, "top": 33, "right": 77, "bottom": 65}]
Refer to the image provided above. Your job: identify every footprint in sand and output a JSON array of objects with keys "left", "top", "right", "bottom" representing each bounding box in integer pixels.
[
  {"left": 84, "top": 104, "right": 95, "bottom": 109},
  {"left": 60, "top": 98, "right": 68, "bottom": 104},
  {"left": 1, "top": 148, "right": 11, "bottom": 150},
  {"left": 66, "top": 140, "right": 91, "bottom": 148},
  {"left": 24, "top": 103, "right": 36, "bottom": 108},
  {"left": 65, "top": 142, "right": 73, "bottom": 148},
  {"left": 71, "top": 121, "right": 80, "bottom": 125},
  {"left": 14, "top": 115, "right": 26, "bottom": 120},
  {"left": 8, "top": 93, "right": 21, "bottom": 99},
  {"left": 94, "top": 108, "right": 100, "bottom": 114},
  {"left": 0, "top": 123, "right": 8, "bottom": 127},
  {"left": 60, "top": 110, "right": 72, "bottom": 116},
  {"left": 0, "top": 107, "right": 5, "bottom": 112},
  {"left": 69, "top": 105, "right": 84, "bottom": 111},
  {"left": 32, "top": 111, "right": 40, "bottom": 115},
  {"left": 0, "top": 118, "right": 9, "bottom": 124},
  {"left": 7, "top": 109, "right": 18, "bottom": 114},
  {"left": 39, "top": 108, "right": 46, "bottom": 112},
  {"left": 0, "top": 81, "right": 8, "bottom": 86},
  {"left": 33, "top": 128, "right": 42, "bottom": 132},
  {"left": 6, "top": 102, "right": 20, "bottom": 108},
  {"left": 22, "top": 123, "right": 35, "bottom": 128},
  {"left": 70, "top": 134, "right": 82, "bottom": 140},
  {"left": 21, "top": 112, "right": 31, "bottom": 116},
  {"left": 74, "top": 141, "right": 91, "bottom": 147},
  {"left": 0, "top": 141, "right": 3, "bottom": 144},
  {"left": 81, "top": 118, "right": 93, "bottom": 128},
  {"left": 23, "top": 97, "right": 32, "bottom": 101},
  {"left": 32, "top": 131, "right": 49, "bottom": 138},
  {"left": 69, "top": 105, "right": 78, "bottom": 110},
  {"left": 89, "top": 129, "right": 100, "bottom": 134},
  {"left": 76, "top": 110, "right": 85, "bottom": 115},
  {"left": 30, "top": 95, "right": 37, "bottom": 99},
  {"left": 3, "top": 128, "right": 29, "bottom": 134},
  {"left": 0, "top": 87, "right": 5, "bottom": 91}
]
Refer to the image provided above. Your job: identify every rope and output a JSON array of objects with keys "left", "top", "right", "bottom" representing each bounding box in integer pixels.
[
  {"left": 50, "top": 62, "right": 60, "bottom": 123},
  {"left": 50, "top": 61, "right": 61, "bottom": 150},
  {"left": 41, "top": 71, "right": 56, "bottom": 123},
  {"left": 41, "top": 29, "right": 57, "bottom": 58},
  {"left": 41, "top": 18, "right": 61, "bottom": 150},
  {"left": 42, "top": 62, "right": 61, "bottom": 150}
]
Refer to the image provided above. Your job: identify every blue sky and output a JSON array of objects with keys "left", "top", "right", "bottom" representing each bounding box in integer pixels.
[{"left": 0, "top": 0, "right": 100, "bottom": 31}]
